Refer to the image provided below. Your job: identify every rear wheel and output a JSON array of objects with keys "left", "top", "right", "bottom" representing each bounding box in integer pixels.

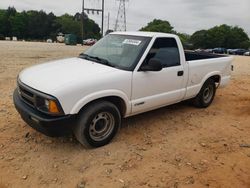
[
  {"left": 192, "top": 78, "right": 216, "bottom": 108},
  {"left": 74, "top": 101, "right": 121, "bottom": 148}
]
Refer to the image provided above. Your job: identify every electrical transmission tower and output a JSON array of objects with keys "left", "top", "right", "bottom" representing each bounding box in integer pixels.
[{"left": 114, "top": 0, "right": 128, "bottom": 31}]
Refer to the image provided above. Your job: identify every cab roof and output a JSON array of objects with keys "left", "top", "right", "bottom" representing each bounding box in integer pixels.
[{"left": 110, "top": 31, "right": 177, "bottom": 38}]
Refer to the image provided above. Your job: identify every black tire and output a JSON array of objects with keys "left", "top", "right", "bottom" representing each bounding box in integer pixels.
[
  {"left": 192, "top": 78, "right": 216, "bottom": 108},
  {"left": 73, "top": 100, "right": 121, "bottom": 148}
]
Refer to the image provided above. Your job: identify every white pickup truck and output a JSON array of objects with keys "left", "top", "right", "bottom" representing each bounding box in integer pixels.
[{"left": 14, "top": 32, "right": 233, "bottom": 147}]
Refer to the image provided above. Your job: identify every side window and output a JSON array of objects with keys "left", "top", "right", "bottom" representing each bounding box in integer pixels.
[{"left": 144, "top": 38, "right": 180, "bottom": 68}]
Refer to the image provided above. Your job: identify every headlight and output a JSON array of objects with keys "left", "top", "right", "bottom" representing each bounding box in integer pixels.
[
  {"left": 45, "top": 99, "right": 61, "bottom": 114},
  {"left": 37, "top": 97, "right": 63, "bottom": 115}
]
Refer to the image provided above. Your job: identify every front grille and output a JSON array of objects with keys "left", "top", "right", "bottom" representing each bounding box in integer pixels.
[{"left": 18, "top": 82, "right": 36, "bottom": 108}]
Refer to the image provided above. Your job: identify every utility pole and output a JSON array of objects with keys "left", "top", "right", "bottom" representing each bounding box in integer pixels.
[
  {"left": 101, "top": 0, "right": 104, "bottom": 36},
  {"left": 107, "top": 12, "right": 110, "bottom": 31},
  {"left": 81, "top": 0, "right": 85, "bottom": 43},
  {"left": 114, "top": 0, "right": 128, "bottom": 31},
  {"left": 82, "top": 0, "right": 105, "bottom": 39}
]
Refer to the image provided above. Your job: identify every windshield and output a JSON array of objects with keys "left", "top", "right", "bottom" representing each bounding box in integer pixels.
[{"left": 80, "top": 34, "right": 151, "bottom": 71}]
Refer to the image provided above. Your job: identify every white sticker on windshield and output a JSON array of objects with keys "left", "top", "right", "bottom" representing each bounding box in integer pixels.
[{"left": 123, "top": 39, "right": 142, "bottom": 46}]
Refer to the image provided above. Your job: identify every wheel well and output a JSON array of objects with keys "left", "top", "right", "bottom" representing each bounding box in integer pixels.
[
  {"left": 80, "top": 96, "right": 127, "bottom": 117},
  {"left": 209, "top": 75, "right": 221, "bottom": 84}
]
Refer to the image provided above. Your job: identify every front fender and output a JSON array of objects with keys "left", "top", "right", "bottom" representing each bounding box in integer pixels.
[{"left": 70, "top": 90, "right": 131, "bottom": 115}]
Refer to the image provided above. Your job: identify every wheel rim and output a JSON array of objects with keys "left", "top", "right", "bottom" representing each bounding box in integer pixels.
[
  {"left": 203, "top": 85, "right": 214, "bottom": 104},
  {"left": 89, "top": 112, "right": 115, "bottom": 141}
]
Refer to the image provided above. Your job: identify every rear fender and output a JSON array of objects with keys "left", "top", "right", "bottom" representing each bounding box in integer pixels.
[{"left": 185, "top": 71, "right": 222, "bottom": 99}]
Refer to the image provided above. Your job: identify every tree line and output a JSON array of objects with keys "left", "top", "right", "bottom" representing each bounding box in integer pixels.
[
  {"left": 140, "top": 19, "right": 250, "bottom": 49},
  {"left": 0, "top": 7, "right": 101, "bottom": 42},
  {"left": 1, "top": 7, "right": 249, "bottom": 49}
]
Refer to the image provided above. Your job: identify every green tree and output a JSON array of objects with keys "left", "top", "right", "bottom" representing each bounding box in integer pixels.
[
  {"left": 0, "top": 7, "right": 101, "bottom": 42},
  {"left": 56, "top": 14, "right": 81, "bottom": 35},
  {"left": 56, "top": 14, "right": 82, "bottom": 42},
  {"left": 177, "top": 32, "right": 191, "bottom": 48},
  {"left": 140, "top": 19, "right": 193, "bottom": 48},
  {"left": 0, "top": 7, "right": 17, "bottom": 37},
  {"left": 6, "top": 7, "right": 17, "bottom": 36},
  {"left": 26, "top": 10, "right": 57, "bottom": 40},
  {"left": 56, "top": 13, "right": 101, "bottom": 42},
  {"left": 83, "top": 19, "right": 101, "bottom": 39},
  {"left": 140, "top": 19, "right": 175, "bottom": 33},
  {"left": 0, "top": 9, "right": 7, "bottom": 37},
  {"left": 191, "top": 24, "right": 250, "bottom": 49},
  {"left": 9, "top": 12, "right": 27, "bottom": 38},
  {"left": 190, "top": 30, "right": 209, "bottom": 49}
]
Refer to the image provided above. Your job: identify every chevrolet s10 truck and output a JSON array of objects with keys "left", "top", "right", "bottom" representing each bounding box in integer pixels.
[{"left": 14, "top": 32, "right": 233, "bottom": 147}]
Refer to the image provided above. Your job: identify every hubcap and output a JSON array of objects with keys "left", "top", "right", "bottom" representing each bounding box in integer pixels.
[
  {"left": 203, "top": 85, "right": 214, "bottom": 104},
  {"left": 89, "top": 112, "right": 115, "bottom": 141}
]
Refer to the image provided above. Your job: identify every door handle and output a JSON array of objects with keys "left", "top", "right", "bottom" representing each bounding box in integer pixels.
[{"left": 177, "top": 71, "right": 184, "bottom": 76}]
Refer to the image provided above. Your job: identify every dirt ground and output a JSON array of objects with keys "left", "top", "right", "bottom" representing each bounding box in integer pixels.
[{"left": 0, "top": 41, "right": 250, "bottom": 188}]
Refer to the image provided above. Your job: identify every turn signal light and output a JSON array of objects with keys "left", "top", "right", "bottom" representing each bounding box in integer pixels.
[{"left": 49, "top": 100, "right": 60, "bottom": 113}]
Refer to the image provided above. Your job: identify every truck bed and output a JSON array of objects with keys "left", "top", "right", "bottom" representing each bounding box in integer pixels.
[{"left": 185, "top": 51, "right": 226, "bottom": 61}]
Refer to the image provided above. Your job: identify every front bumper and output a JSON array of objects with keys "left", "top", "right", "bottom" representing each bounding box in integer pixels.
[{"left": 13, "top": 89, "right": 76, "bottom": 137}]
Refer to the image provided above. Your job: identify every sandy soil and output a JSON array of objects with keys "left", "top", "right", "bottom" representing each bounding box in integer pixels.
[{"left": 0, "top": 41, "right": 250, "bottom": 188}]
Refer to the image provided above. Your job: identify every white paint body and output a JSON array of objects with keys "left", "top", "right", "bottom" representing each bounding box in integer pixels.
[{"left": 18, "top": 32, "right": 233, "bottom": 117}]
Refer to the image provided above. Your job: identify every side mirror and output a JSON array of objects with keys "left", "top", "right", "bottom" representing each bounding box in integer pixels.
[{"left": 140, "top": 58, "right": 163, "bottom": 72}]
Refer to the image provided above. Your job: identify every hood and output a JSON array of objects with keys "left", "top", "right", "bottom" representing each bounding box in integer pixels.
[{"left": 19, "top": 57, "right": 120, "bottom": 94}]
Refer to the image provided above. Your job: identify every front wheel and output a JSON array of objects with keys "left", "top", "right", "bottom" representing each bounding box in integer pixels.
[
  {"left": 74, "top": 101, "right": 121, "bottom": 148},
  {"left": 192, "top": 78, "right": 216, "bottom": 108}
]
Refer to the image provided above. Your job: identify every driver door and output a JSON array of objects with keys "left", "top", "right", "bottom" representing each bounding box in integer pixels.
[{"left": 131, "top": 37, "right": 185, "bottom": 114}]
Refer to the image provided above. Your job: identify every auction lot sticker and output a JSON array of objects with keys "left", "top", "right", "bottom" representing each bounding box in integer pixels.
[{"left": 123, "top": 39, "right": 142, "bottom": 46}]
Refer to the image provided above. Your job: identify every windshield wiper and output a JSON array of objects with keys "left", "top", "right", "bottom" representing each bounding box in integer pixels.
[
  {"left": 79, "top": 53, "right": 115, "bottom": 68},
  {"left": 79, "top": 53, "right": 92, "bottom": 60}
]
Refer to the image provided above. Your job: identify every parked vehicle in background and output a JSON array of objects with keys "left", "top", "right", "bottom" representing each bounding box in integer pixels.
[
  {"left": 14, "top": 32, "right": 233, "bottom": 148},
  {"left": 232, "top": 49, "right": 248, "bottom": 55},
  {"left": 64, "top": 34, "right": 77, "bottom": 46},
  {"left": 83, "top": 38, "right": 97, "bottom": 46},
  {"left": 195, "top": 49, "right": 213, "bottom": 54},
  {"left": 212, "top": 48, "right": 227, "bottom": 54},
  {"left": 57, "top": 33, "right": 65, "bottom": 43},
  {"left": 229, "top": 49, "right": 239, "bottom": 55},
  {"left": 46, "top": 39, "right": 53, "bottom": 43},
  {"left": 204, "top": 49, "right": 213, "bottom": 53},
  {"left": 244, "top": 51, "right": 250, "bottom": 56},
  {"left": 227, "top": 49, "right": 234, "bottom": 54},
  {"left": 12, "top": 37, "right": 17, "bottom": 41},
  {"left": 194, "top": 49, "right": 205, "bottom": 53}
]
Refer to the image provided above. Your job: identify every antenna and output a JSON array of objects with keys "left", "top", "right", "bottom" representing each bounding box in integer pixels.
[{"left": 114, "top": 0, "right": 128, "bottom": 31}]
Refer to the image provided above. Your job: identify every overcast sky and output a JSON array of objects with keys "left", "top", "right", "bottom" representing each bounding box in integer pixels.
[{"left": 1, "top": 0, "right": 250, "bottom": 35}]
